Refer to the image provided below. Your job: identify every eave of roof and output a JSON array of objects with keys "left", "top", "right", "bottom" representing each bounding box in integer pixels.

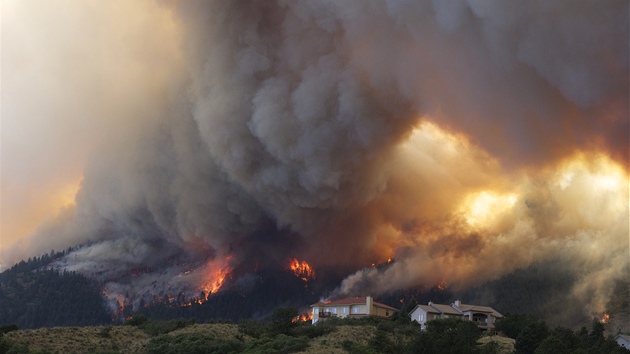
[
  {"left": 414, "top": 305, "right": 440, "bottom": 314},
  {"left": 457, "top": 304, "right": 502, "bottom": 317},
  {"left": 310, "top": 297, "right": 398, "bottom": 311}
]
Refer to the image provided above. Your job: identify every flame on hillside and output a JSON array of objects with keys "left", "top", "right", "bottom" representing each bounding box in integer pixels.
[
  {"left": 200, "top": 256, "right": 233, "bottom": 296},
  {"left": 289, "top": 258, "right": 316, "bottom": 282},
  {"left": 102, "top": 288, "right": 127, "bottom": 321},
  {"left": 600, "top": 313, "right": 610, "bottom": 323}
]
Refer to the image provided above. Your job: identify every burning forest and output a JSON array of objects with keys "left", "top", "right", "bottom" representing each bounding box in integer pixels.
[{"left": 2, "top": 0, "right": 629, "bottom": 329}]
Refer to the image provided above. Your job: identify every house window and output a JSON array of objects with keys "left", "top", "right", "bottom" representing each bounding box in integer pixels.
[
  {"left": 332, "top": 308, "right": 337, "bottom": 314},
  {"left": 419, "top": 314, "right": 424, "bottom": 321},
  {"left": 313, "top": 308, "right": 318, "bottom": 315},
  {"left": 353, "top": 307, "right": 359, "bottom": 314},
  {"left": 343, "top": 307, "right": 348, "bottom": 314}
]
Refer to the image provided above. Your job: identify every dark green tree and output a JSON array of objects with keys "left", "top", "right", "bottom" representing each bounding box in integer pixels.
[
  {"left": 534, "top": 335, "right": 569, "bottom": 354},
  {"left": 425, "top": 317, "right": 481, "bottom": 354},
  {"left": 588, "top": 320, "right": 605, "bottom": 347},
  {"left": 495, "top": 313, "right": 537, "bottom": 339},
  {"left": 515, "top": 320, "right": 549, "bottom": 354},
  {"left": 271, "top": 307, "right": 299, "bottom": 335}
]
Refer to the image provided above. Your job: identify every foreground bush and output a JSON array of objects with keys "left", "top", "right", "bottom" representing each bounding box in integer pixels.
[{"left": 146, "top": 333, "right": 243, "bottom": 354}]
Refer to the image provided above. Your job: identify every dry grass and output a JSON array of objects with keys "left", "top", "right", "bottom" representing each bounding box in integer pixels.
[
  {"left": 5, "top": 323, "right": 515, "bottom": 354},
  {"left": 5, "top": 324, "right": 243, "bottom": 354},
  {"left": 5, "top": 325, "right": 150, "bottom": 354},
  {"left": 166, "top": 323, "right": 241, "bottom": 340},
  {"left": 297, "top": 325, "right": 377, "bottom": 354}
]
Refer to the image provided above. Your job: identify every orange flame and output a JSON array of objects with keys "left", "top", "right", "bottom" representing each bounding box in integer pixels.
[
  {"left": 601, "top": 313, "right": 610, "bottom": 323},
  {"left": 289, "top": 258, "right": 316, "bottom": 282},
  {"left": 200, "top": 256, "right": 233, "bottom": 296},
  {"left": 437, "top": 279, "right": 447, "bottom": 291},
  {"left": 293, "top": 311, "right": 314, "bottom": 323}
]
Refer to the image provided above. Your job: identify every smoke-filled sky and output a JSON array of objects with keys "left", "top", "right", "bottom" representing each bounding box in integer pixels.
[{"left": 2, "top": 0, "right": 628, "bottom": 317}]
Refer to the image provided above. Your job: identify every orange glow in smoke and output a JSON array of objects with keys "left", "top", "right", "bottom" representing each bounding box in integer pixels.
[
  {"left": 601, "top": 313, "right": 610, "bottom": 323},
  {"left": 289, "top": 258, "right": 316, "bottom": 282},
  {"left": 437, "top": 279, "right": 447, "bottom": 291}
]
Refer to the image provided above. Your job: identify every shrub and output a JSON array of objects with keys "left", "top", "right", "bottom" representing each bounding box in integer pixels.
[
  {"left": 368, "top": 330, "right": 398, "bottom": 353},
  {"left": 146, "top": 333, "right": 244, "bottom": 354},
  {"left": 0, "top": 325, "right": 19, "bottom": 335},
  {"left": 271, "top": 308, "right": 299, "bottom": 335},
  {"left": 341, "top": 339, "right": 377, "bottom": 354},
  {"left": 292, "top": 323, "right": 335, "bottom": 338},
  {"left": 123, "top": 314, "right": 148, "bottom": 327},
  {"left": 238, "top": 319, "right": 268, "bottom": 339},
  {"left": 244, "top": 334, "right": 308, "bottom": 354},
  {"left": 99, "top": 326, "right": 112, "bottom": 338},
  {"left": 137, "top": 318, "right": 196, "bottom": 336}
]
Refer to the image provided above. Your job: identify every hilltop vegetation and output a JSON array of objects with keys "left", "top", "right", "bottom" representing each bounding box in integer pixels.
[
  {"left": 0, "top": 250, "right": 111, "bottom": 329},
  {"left": 1, "top": 308, "right": 628, "bottom": 354},
  {"left": 1, "top": 252, "right": 628, "bottom": 345}
]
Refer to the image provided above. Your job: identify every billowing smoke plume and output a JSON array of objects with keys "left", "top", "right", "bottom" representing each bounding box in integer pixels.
[{"left": 3, "top": 0, "right": 628, "bottom": 318}]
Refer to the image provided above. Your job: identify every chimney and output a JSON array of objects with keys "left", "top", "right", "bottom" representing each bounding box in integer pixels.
[
  {"left": 366, "top": 296, "right": 373, "bottom": 315},
  {"left": 454, "top": 299, "right": 461, "bottom": 307},
  {"left": 428, "top": 301, "right": 433, "bottom": 306}
]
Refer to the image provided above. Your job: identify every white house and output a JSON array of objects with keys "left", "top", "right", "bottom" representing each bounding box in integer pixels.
[
  {"left": 616, "top": 334, "right": 630, "bottom": 349},
  {"left": 409, "top": 303, "right": 442, "bottom": 330},
  {"left": 451, "top": 299, "right": 503, "bottom": 331},
  {"left": 310, "top": 296, "right": 397, "bottom": 324},
  {"left": 409, "top": 299, "right": 502, "bottom": 331}
]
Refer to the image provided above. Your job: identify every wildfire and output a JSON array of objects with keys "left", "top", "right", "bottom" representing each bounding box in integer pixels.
[
  {"left": 601, "top": 313, "right": 610, "bottom": 323},
  {"left": 200, "top": 257, "right": 233, "bottom": 296},
  {"left": 293, "top": 311, "right": 314, "bottom": 323},
  {"left": 181, "top": 299, "right": 204, "bottom": 307},
  {"left": 289, "top": 258, "right": 316, "bottom": 282},
  {"left": 102, "top": 288, "right": 127, "bottom": 320},
  {"left": 437, "top": 279, "right": 447, "bottom": 291}
]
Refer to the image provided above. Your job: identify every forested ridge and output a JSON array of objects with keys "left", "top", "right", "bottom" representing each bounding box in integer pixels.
[
  {"left": 1, "top": 252, "right": 627, "bottom": 340},
  {"left": 0, "top": 250, "right": 111, "bottom": 328}
]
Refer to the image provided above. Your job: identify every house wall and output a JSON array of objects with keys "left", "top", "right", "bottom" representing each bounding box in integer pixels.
[
  {"left": 410, "top": 307, "right": 435, "bottom": 329},
  {"left": 464, "top": 311, "right": 496, "bottom": 331},
  {"left": 349, "top": 304, "right": 367, "bottom": 315},
  {"left": 372, "top": 305, "right": 393, "bottom": 318}
]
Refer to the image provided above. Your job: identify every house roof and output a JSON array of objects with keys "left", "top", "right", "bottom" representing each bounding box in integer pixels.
[
  {"left": 411, "top": 305, "right": 441, "bottom": 314},
  {"left": 311, "top": 296, "right": 398, "bottom": 311},
  {"left": 616, "top": 334, "right": 630, "bottom": 342},
  {"left": 430, "top": 303, "right": 464, "bottom": 316},
  {"left": 454, "top": 303, "right": 502, "bottom": 318}
]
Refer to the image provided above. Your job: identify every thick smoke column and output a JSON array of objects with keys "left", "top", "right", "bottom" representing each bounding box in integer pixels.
[{"left": 4, "top": 0, "right": 628, "bottom": 318}]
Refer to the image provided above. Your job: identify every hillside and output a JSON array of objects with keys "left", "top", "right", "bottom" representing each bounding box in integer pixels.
[
  {"left": 2, "top": 321, "right": 516, "bottom": 354},
  {"left": 3, "top": 313, "right": 629, "bottom": 354}
]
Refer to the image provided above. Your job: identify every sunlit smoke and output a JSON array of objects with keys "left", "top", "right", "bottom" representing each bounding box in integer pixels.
[{"left": 2, "top": 0, "right": 628, "bottom": 322}]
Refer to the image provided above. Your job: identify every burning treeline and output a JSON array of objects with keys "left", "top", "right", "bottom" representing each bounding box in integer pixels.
[{"left": 4, "top": 0, "right": 628, "bottom": 322}]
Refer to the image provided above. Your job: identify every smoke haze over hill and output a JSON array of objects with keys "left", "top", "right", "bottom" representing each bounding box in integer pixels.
[{"left": 2, "top": 0, "right": 628, "bottom": 322}]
